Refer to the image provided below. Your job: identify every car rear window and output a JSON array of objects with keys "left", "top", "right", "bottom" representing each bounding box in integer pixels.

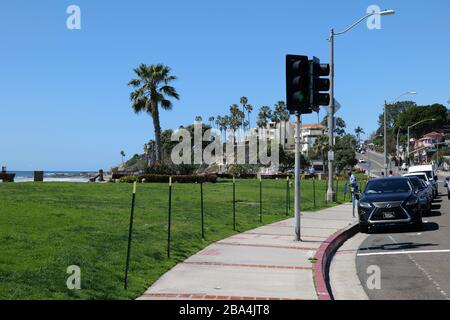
[{"left": 365, "top": 179, "right": 412, "bottom": 194}]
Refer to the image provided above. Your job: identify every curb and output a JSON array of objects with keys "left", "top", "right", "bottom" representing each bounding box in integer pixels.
[{"left": 313, "top": 222, "right": 360, "bottom": 300}]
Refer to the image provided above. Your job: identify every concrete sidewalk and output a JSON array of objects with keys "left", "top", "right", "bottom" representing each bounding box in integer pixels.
[{"left": 138, "top": 203, "right": 357, "bottom": 300}]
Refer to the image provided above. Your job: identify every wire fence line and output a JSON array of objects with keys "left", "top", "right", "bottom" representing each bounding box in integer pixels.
[{"left": 123, "top": 176, "right": 368, "bottom": 288}]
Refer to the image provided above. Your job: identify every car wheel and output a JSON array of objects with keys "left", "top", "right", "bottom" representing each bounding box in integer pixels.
[{"left": 359, "top": 224, "right": 370, "bottom": 234}]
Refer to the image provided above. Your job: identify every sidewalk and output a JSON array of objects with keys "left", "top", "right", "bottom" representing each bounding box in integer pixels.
[{"left": 138, "top": 203, "right": 357, "bottom": 300}]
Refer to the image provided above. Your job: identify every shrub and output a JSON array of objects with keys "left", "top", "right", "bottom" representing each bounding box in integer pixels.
[
  {"left": 138, "top": 174, "right": 217, "bottom": 184},
  {"left": 119, "top": 175, "right": 139, "bottom": 183}
]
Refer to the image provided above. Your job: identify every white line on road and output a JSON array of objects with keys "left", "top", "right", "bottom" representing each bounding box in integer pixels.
[{"left": 357, "top": 249, "right": 450, "bottom": 257}]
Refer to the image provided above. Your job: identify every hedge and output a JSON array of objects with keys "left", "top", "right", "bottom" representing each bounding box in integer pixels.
[{"left": 120, "top": 174, "right": 218, "bottom": 184}]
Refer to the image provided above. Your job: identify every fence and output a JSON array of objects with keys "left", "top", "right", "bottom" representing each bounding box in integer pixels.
[{"left": 122, "top": 176, "right": 367, "bottom": 289}]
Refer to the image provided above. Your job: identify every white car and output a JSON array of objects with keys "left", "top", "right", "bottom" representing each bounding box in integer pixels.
[
  {"left": 408, "top": 165, "right": 438, "bottom": 198},
  {"left": 401, "top": 163, "right": 408, "bottom": 171},
  {"left": 358, "top": 158, "right": 366, "bottom": 163}
]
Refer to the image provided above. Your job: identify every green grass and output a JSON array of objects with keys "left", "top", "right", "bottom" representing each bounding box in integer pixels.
[{"left": 0, "top": 179, "right": 341, "bottom": 300}]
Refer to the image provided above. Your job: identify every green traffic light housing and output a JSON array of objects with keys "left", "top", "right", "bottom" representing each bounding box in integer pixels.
[
  {"left": 286, "top": 55, "right": 311, "bottom": 114},
  {"left": 310, "top": 57, "right": 331, "bottom": 110}
]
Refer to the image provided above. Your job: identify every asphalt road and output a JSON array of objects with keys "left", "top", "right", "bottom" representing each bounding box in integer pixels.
[
  {"left": 356, "top": 180, "right": 450, "bottom": 300},
  {"left": 357, "top": 150, "right": 386, "bottom": 177}
]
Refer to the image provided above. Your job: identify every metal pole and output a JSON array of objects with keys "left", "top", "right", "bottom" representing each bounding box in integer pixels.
[
  {"left": 294, "top": 112, "right": 302, "bottom": 241},
  {"left": 384, "top": 100, "right": 388, "bottom": 175},
  {"left": 167, "top": 177, "right": 172, "bottom": 258},
  {"left": 200, "top": 182, "right": 205, "bottom": 240},
  {"left": 327, "top": 29, "right": 336, "bottom": 202},
  {"left": 259, "top": 177, "right": 263, "bottom": 223},
  {"left": 233, "top": 176, "right": 236, "bottom": 231},
  {"left": 407, "top": 126, "right": 410, "bottom": 165},
  {"left": 313, "top": 177, "right": 316, "bottom": 209},
  {"left": 286, "top": 176, "right": 289, "bottom": 216},
  {"left": 124, "top": 181, "right": 137, "bottom": 290}
]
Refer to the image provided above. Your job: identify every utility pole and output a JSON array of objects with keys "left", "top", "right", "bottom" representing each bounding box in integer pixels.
[
  {"left": 327, "top": 28, "right": 336, "bottom": 202},
  {"left": 384, "top": 100, "right": 388, "bottom": 175},
  {"left": 294, "top": 112, "right": 302, "bottom": 242}
]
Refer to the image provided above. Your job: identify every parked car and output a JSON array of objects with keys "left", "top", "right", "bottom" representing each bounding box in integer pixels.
[
  {"left": 445, "top": 177, "right": 450, "bottom": 200},
  {"left": 357, "top": 177, "right": 423, "bottom": 233},
  {"left": 408, "top": 165, "right": 438, "bottom": 198},
  {"left": 358, "top": 158, "right": 366, "bottom": 163},
  {"left": 406, "top": 176, "right": 432, "bottom": 215},
  {"left": 401, "top": 163, "right": 408, "bottom": 171},
  {"left": 404, "top": 173, "right": 434, "bottom": 205}
]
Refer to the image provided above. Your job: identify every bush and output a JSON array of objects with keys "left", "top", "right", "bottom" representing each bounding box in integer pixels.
[
  {"left": 119, "top": 175, "right": 139, "bottom": 183},
  {"left": 136, "top": 174, "right": 217, "bottom": 184},
  {"left": 144, "top": 163, "right": 199, "bottom": 175}
]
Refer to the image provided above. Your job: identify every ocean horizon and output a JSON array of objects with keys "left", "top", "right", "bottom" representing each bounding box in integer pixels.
[{"left": 4, "top": 171, "right": 98, "bottom": 183}]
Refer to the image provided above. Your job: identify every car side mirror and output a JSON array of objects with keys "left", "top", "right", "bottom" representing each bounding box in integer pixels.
[{"left": 355, "top": 193, "right": 361, "bottom": 200}]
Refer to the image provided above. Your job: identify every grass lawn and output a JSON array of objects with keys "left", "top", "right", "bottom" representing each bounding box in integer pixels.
[{"left": 0, "top": 178, "right": 358, "bottom": 300}]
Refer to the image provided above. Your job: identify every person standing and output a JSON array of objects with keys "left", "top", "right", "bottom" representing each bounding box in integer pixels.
[{"left": 349, "top": 171, "right": 358, "bottom": 217}]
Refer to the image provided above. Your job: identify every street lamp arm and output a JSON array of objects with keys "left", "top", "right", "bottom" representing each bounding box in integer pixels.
[
  {"left": 409, "top": 119, "right": 435, "bottom": 130},
  {"left": 334, "top": 13, "right": 374, "bottom": 36}
]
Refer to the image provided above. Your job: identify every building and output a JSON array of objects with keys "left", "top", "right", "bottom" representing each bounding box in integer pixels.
[
  {"left": 413, "top": 131, "right": 446, "bottom": 161},
  {"left": 250, "top": 122, "right": 326, "bottom": 157}
]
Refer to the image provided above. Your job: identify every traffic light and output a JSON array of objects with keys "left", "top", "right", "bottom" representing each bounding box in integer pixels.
[
  {"left": 285, "top": 55, "right": 311, "bottom": 115},
  {"left": 310, "top": 57, "right": 330, "bottom": 110}
]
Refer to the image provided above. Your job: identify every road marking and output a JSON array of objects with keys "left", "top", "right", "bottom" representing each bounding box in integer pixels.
[{"left": 357, "top": 249, "right": 450, "bottom": 257}]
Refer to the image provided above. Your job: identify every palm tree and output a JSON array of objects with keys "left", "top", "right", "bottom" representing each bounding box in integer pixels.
[
  {"left": 128, "top": 63, "right": 179, "bottom": 162},
  {"left": 229, "top": 104, "right": 243, "bottom": 132},
  {"left": 312, "top": 135, "right": 329, "bottom": 173},
  {"left": 120, "top": 150, "right": 126, "bottom": 165},
  {"left": 240, "top": 97, "right": 248, "bottom": 132},
  {"left": 274, "top": 101, "right": 289, "bottom": 146},
  {"left": 208, "top": 116, "right": 215, "bottom": 128},
  {"left": 355, "top": 126, "right": 365, "bottom": 146},
  {"left": 257, "top": 106, "right": 272, "bottom": 129},
  {"left": 245, "top": 104, "right": 253, "bottom": 131}
]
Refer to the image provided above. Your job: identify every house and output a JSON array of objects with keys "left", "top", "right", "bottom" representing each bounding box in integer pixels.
[{"left": 413, "top": 131, "right": 445, "bottom": 152}]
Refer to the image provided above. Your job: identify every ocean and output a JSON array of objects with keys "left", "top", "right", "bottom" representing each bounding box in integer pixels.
[{"left": 5, "top": 171, "right": 97, "bottom": 183}]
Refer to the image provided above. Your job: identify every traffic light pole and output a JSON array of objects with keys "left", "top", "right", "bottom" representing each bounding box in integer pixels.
[
  {"left": 294, "top": 112, "right": 302, "bottom": 242},
  {"left": 327, "top": 29, "right": 336, "bottom": 202}
]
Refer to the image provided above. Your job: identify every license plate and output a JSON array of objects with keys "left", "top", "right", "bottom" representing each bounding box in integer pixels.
[{"left": 383, "top": 212, "right": 396, "bottom": 219}]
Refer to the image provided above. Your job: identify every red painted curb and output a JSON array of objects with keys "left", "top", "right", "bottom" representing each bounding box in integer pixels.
[{"left": 313, "top": 223, "right": 359, "bottom": 300}]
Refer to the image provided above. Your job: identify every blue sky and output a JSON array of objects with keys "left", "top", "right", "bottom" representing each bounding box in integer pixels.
[{"left": 1, "top": 0, "right": 449, "bottom": 170}]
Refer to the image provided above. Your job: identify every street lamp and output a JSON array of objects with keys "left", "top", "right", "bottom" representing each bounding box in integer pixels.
[
  {"left": 327, "top": 9, "right": 395, "bottom": 201},
  {"left": 407, "top": 118, "right": 436, "bottom": 163},
  {"left": 383, "top": 91, "right": 417, "bottom": 174}
]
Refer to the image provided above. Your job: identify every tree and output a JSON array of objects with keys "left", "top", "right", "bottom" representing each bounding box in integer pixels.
[
  {"left": 208, "top": 116, "right": 215, "bottom": 128},
  {"left": 396, "top": 103, "right": 448, "bottom": 139},
  {"left": 245, "top": 104, "right": 253, "bottom": 130},
  {"left": 334, "top": 134, "right": 358, "bottom": 173},
  {"left": 321, "top": 116, "right": 346, "bottom": 136},
  {"left": 120, "top": 150, "right": 126, "bottom": 165},
  {"left": 229, "top": 104, "right": 244, "bottom": 132},
  {"left": 240, "top": 97, "right": 248, "bottom": 132},
  {"left": 274, "top": 101, "right": 290, "bottom": 145},
  {"left": 355, "top": 126, "right": 365, "bottom": 146},
  {"left": 312, "top": 134, "right": 329, "bottom": 173},
  {"left": 128, "top": 63, "right": 180, "bottom": 162},
  {"left": 257, "top": 106, "right": 272, "bottom": 129}
]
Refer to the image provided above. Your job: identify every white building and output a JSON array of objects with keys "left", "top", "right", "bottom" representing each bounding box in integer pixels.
[{"left": 249, "top": 122, "right": 326, "bottom": 157}]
